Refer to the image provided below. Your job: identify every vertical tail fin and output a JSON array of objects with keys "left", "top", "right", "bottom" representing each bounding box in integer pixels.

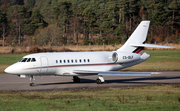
[{"left": 117, "top": 21, "right": 150, "bottom": 53}]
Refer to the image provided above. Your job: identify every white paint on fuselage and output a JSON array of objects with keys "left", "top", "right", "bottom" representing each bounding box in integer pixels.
[
  {"left": 5, "top": 51, "right": 120, "bottom": 75},
  {"left": 32, "top": 51, "right": 119, "bottom": 75},
  {"left": 5, "top": 51, "right": 151, "bottom": 76}
]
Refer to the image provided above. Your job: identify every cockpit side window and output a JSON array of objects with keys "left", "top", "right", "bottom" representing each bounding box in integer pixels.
[
  {"left": 31, "top": 58, "right": 36, "bottom": 62},
  {"left": 22, "top": 58, "right": 28, "bottom": 62},
  {"left": 27, "top": 58, "right": 31, "bottom": 62}
]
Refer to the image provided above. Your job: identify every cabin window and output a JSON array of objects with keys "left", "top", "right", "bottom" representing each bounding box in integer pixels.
[
  {"left": 67, "top": 60, "right": 70, "bottom": 63},
  {"left": 22, "top": 58, "right": 28, "bottom": 62},
  {"left": 60, "top": 60, "right": 62, "bottom": 63},
  {"left": 84, "top": 59, "right": 86, "bottom": 62},
  {"left": 64, "top": 60, "right": 66, "bottom": 63},
  {"left": 56, "top": 60, "right": 58, "bottom": 63},
  {"left": 79, "top": 59, "right": 81, "bottom": 63},
  {"left": 31, "top": 58, "right": 36, "bottom": 62},
  {"left": 27, "top": 58, "right": 31, "bottom": 62},
  {"left": 71, "top": 60, "right": 73, "bottom": 63},
  {"left": 87, "top": 59, "right": 90, "bottom": 62},
  {"left": 75, "top": 59, "right": 77, "bottom": 63}
]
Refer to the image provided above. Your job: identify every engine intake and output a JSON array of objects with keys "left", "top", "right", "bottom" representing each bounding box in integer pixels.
[{"left": 112, "top": 52, "right": 140, "bottom": 63}]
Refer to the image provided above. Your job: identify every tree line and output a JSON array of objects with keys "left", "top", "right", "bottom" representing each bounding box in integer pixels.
[{"left": 0, "top": 0, "right": 180, "bottom": 47}]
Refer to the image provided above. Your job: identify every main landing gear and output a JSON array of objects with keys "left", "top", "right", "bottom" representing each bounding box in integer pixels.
[
  {"left": 73, "top": 76, "right": 81, "bottom": 83},
  {"left": 73, "top": 76, "right": 105, "bottom": 84},
  {"left": 29, "top": 75, "right": 35, "bottom": 86},
  {"left": 96, "top": 76, "right": 105, "bottom": 84}
]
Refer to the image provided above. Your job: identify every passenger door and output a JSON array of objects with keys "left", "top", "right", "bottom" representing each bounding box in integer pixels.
[{"left": 40, "top": 57, "right": 48, "bottom": 74}]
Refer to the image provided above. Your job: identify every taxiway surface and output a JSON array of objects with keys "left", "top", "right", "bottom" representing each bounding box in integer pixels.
[{"left": 0, "top": 71, "right": 180, "bottom": 91}]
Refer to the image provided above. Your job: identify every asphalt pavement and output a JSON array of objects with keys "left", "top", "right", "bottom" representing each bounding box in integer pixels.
[{"left": 0, "top": 71, "right": 180, "bottom": 91}]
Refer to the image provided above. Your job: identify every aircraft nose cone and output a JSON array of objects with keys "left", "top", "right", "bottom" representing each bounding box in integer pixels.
[
  {"left": 4, "top": 67, "right": 10, "bottom": 73},
  {"left": 4, "top": 65, "right": 15, "bottom": 74},
  {"left": 4, "top": 63, "right": 22, "bottom": 74}
]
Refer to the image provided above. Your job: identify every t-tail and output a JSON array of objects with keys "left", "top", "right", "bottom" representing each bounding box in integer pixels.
[
  {"left": 117, "top": 21, "right": 173, "bottom": 54},
  {"left": 114, "top": 21, "right": 173, "bottom": 69}
]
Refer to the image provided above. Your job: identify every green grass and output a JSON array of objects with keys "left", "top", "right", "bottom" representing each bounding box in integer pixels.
[
  {"left": 0, "top": 54, "right": 26, "bottom": 65},
  {"left": 0, "top": 85, "right": 180, "bottom": 111},
  {"left": 0, "top": 50, "right": 180, "bottom": 72},
  {"left": 146, "top": 50, "right": 180, "bottom": 63},
  {"left": 0, "top": 54, "right": 26, "bottom": 72},
  {"left": 123, "top": 50, "right": 180, "bottom": 71}
]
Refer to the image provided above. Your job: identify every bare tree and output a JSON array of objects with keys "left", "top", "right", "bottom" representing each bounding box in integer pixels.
[
  {"left": 35, "top": 24, "right": 63, "bottom": 47},
  {"left": 2, "top": 22, "right": 7, "bottom": 46}
]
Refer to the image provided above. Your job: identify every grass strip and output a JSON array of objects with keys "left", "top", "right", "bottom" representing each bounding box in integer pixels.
[{"left": 0, "top": 84, "right": 180, "bottom": 111}]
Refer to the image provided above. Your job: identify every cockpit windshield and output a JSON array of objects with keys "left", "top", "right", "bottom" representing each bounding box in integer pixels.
[
  {"left": 21, "top": 58, "right": 28, "bottom": 62},
  {"left": 19, "top": 58, "right": 36, "bottom": 62},
  {"left": 27, "top": 58, "right": 31, "bottom": 62},
  {"left": 19, "top": 58, "right": 23, "bottom": 62}
]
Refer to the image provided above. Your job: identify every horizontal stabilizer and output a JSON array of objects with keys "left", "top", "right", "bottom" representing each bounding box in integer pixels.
[{"left": 130, "top": 43, "right": 174, "bottom": 48}]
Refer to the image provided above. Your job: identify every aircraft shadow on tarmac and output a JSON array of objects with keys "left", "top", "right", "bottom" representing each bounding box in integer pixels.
[
  {"left": 37, "top": 76, "right": 180, "bottom": 86},
  {"left": 37, "top": 79, "right": 96, "bottom": 86}
]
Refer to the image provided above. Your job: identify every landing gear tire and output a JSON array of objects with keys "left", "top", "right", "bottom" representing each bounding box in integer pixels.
[
  {"left": 96, "top": 79, "right": 103, "bottom": 84},
  {"left": 73, "top": 76, "right": 81, "bottom": 83},
  {"left": 30, "top": 83, "right": 34, "bottom": 86}
]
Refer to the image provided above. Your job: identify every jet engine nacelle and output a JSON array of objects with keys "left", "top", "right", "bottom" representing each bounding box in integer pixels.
[{"left": 112, "top": 52, "right": 140, "bottom": 63}]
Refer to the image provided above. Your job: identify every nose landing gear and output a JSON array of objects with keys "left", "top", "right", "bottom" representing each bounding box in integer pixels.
[
  {"left": 29, "top": 75, "right": 35, "bottom": 86},
  {"left": 30, "top": 83, "right": 34, "bottom": 86}
]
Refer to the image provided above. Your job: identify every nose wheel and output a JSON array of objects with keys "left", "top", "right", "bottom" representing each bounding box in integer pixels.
[
  {"left": 73, "top": 76, "right": 81, "bottom": 83},
  {"left": 30, "top": 83, "right": 34, "bottom": 86},
  {"left": 29, "top": 75, "right": 35, "bottom": 86}
]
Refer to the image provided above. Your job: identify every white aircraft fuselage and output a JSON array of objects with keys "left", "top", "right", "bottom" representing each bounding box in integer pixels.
[{"left": 5, "top": 51, "right": 149, "bottom": 76}]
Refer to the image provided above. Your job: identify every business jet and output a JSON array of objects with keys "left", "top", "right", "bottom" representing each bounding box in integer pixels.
[{"left": 4, "top": 21, "right": 173, "bottom": 86}]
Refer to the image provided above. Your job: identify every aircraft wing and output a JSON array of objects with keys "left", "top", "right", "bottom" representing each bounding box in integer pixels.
[
  {"left": 73, "top": 70, "right": 152, "bottom": 76},
  {"left": 73, "top": 70, "right": 99, "bottom": 75}
]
